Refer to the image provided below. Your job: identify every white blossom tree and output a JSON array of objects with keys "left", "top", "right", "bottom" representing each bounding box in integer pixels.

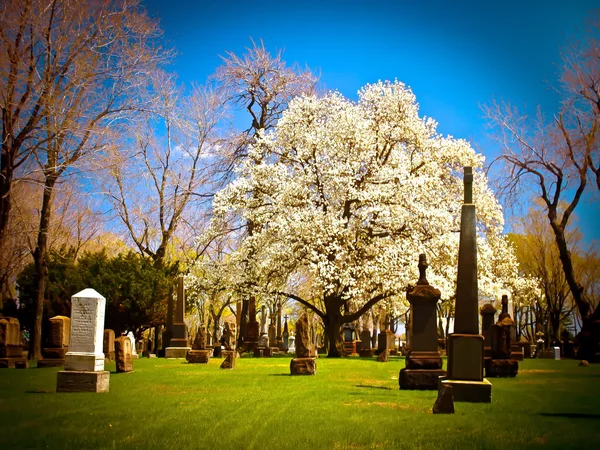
[{"left": 211, "top": 81, "right": 519, "bottom": 357}]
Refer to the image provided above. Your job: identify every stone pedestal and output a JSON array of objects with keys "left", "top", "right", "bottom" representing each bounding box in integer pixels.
[
  {"left": 376, "top": 330, "right": 395, "bottom": 355},
  {"left": 57, "top": 289, "right": 110, "bottom": 393},
  {"left": 165, "top": 346, "right": 191, "bottom": 358},
  {"left": 359, "top": 349, "right": 374, "bottom": 357},
  {"left": 57, "top": 370, "right": 110, "bottom": 392},
  {"left": 187, "top": 349, "right": 211, "bottom": 363},
  {"left": 439, "top": 378, "right": 492, "bottom": 403},
  {"left": 290, "top": 357, "right": 316, "bottom": 375},
  {"left": 344, "top": 340, "right": 357, "bottom": 356}
]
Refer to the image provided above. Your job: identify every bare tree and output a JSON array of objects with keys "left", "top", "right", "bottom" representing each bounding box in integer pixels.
[
  {"left": 0, "top": 0, "right": 168, "bottom": 359},
  {"left": 107, "top": 72, "right": 224, "bottom": 267},
  {"left": 484, "top": 15, "right": 600, "bottom": 359}
]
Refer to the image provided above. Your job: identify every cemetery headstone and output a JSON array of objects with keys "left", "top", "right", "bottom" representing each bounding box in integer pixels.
[
  {"left": 244, "top": 296, "right": 259, "bottom": 352},
  {"left": 56, "top": 289, "right": 110, "bottom": 392},
  {"left": 38, "top": 315, "right": 70, "bottom": 368},
  {"left": 288, "top": 334, "right": 296, "bottom": 354},
  {"left": 103, "top": 329, "right": 115, "bottom": 361},
  {"left": 479, "top": 303, "right": 496, "bottom": 360},
  {"left": 290, "top": 313, "right": 316, "bottom": 375},
  {"left": 126, "top": 332, "right": 138, "bottom": 359},
  {"left": 377, "top": 349, "right": 389, "bottom": 362},
  {"left": 220, "top": 321, "right": 236, "bottom": 368},
  {"left": 0, "top": 316, "right": 27, "bottom": 368},
  {"left": 282, "top": 315, "right": 290, "bottom": 352},
  {"left": 433, "top": 384, "right": 455, "bottom": 414},
  {"left": 187, "top": 326, "right": 210, "bottom": 363},
  {"left": 165, "top": 276, "right": 191, "bottom": 358},
  {"left": 359, "top": 329, "right": 374, "bottom": 357},
  {"left": 399, "top": 254, "right": 446, "bottom": 389},
  {"left": 440, "top": 167, "right": 492, "bottom": 402},
  {"left": 115, "top": 336, "right": 133, "bottom": 373}
]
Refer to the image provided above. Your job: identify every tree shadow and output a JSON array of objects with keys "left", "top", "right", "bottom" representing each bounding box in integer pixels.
[
  {"left": 355, "top": 384, "right": 393, "bottom": 390},
  {"left": 268, "top": 373, "right": 290, "bottom": 377},
  {"left": 539, "top": 412, "right": 600, "bottom": 419},
  {"left": 25, "top": 390, "right": 52, "bottom": 394}
]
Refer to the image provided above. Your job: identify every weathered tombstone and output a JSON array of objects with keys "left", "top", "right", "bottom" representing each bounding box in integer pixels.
[
  {"left": 165, "top": 276, "right": 191, "bottom": 358},
  {"left": 433, "top": 384, "right": 455, "bottom": 414},
  {"left": 103, "top": 329, "right": 115, "bottom": 361},
  {"left": 290, "top": 313, "right": 316, "bottom": 375},
  {"left": 0, "top": 316, "right": 26, "bottom": 368},
  {"left": 255, "top": 306, "right": 270, "bottom": 357},
  {"left": 282, "top": 315, "right": 290, "bottom": 352},
  {"left": 244, "top": 296, "right": 259, "bottom": 352},
  {"left": 480, "top": 303, "right": 496, "bottom": 360},
  {"left": 38, "top": 316, "right": 71, "bottom": 368},
  {"left": 126, "top": 332, "right": 138, "bottom": 359},
  {"left": 56, "top": 289, "right": 110, "bottom": 393},
  {"left": 440, "top": 167, "right": 492, "bottom": 402},
  {"left": 377, "top": 349, "right": 389, "bottom": 362},
  {"left": 342, "top": 323, "right": 358, "bottom": 355},
  {"left": 114, "top": 336, "right": 133, "bottom": 373},
  {"left": 359, "top": 329, "right": 374, "bottom": 357},
  {"left": 288, "top": 334, "right": 296, "bottom": 354},
  {"left": 399, "top": 254, "right": 446, "bottom": 389},
  {"left": 187, "top": 326, "right": 210, "bottom": 363},
  {"left": 376, "top": 315, "right": 396, "bottom": 355},
  {"left": 220, "top": 321, "right": 236, "bottom": 369},
  {"left": 486, "top": 316, "right": 519, "bottom": 377}
]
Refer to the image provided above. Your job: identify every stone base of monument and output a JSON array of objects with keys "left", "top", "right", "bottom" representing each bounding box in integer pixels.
[
  {"left": 56, "top": 370, "right": 110, "bottom": 393},
  {"left": 510, "top": 351, "right": 524, "bottom": 362},
  {"left": 0, "top": 357, "right": 28, "bottom": 368},
  {"left": 253, "top": 347, "right": 271, "bottom": 357},
  {"left": 105, "top": 351, "right": 115, "bottom": 361},
  {"left": 186, "top": 349, "right": 210, "bottom": 363},
  {"left": 0, "top": 346, "right": 23, "bottom": 358},
  {"left": 290, "top": 357, "right": 316, "bottom": 375},
  {"left": 359, "top": 349, "right": 374, "bottom": 357},
  {"left": 485, "top": 359, "right": 518, "bottom": 377},
  {"left": 400, "top": 368, "right": 447, "bottom": 390},
  {"left": 37, "top": 358, "right": 65, "bottom": 368},
  {"left": 165, "top": 347, "right": 191, "bottom": 358},
  {"left": 439, "top": 378, "right": 492, "bottom": 403}
]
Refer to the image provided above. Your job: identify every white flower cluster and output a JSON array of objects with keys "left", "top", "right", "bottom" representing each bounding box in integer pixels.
[{"left": 209, "top": 80, "right": 521, "bottom": 312}]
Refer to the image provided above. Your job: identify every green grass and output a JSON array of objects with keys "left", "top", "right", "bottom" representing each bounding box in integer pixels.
[{"left": 1, "top": 356, "right": 599, "bottom": 449}]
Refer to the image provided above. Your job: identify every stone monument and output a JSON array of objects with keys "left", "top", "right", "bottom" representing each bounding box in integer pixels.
[
  {"left": 359, "top": 329, "right": 374, "bottom": 357},
  {"left": 126, "top": 331, "right": 138, "bottom": 359},
  {"left": 115, "top": 335, "right": 133, "bottom": 373},
  {"left": 165, "top": 276, "right": 191, "bottom": 358},
  {"left": 399, "top": 254, "right": 446, "bottom": 390},
  {"left": 376, "top": 316, "right": 395, "bottom": 355},
  {"left": 161, "top": 285, "right": 174, "bottom": 356},
  {"left": 103, "top": 329, "right": 115, "bottom": 361},
  {"left": 187, "top": 326, "right": 211, "bottom": 363},
  {"left": 486, "top": 299, "right": 519, "bottom": 377},
  {"left": 0, "top": 316, "right": 27, "bottom": 368},
  {"left": 439, "top": 167, "right": 492, "bottom": 402},
  {"left": 290, "top": 313, "right": 316, "bottom": 375},
  {"left": 38, "top": 315, "right": 70, "bottom": 368},
  {"left": 56, "top": 289, "right": 110, "bottom": 392},
  {"left": 480, "top": 303, "right": 496, "bottom": 361},
  {"left": 282, "top": 315, "right": 290, "bottom": 352},
  {"left": 244, "top": 296, "right": 259, "bottom": 352},
  {"left": 220, "top": 321, "right": 236, "bottom": 369},
  {"left": 254, "top": 306, "right": 271, "bottom": 357}
]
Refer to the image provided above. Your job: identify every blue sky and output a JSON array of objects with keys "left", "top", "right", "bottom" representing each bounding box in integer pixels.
[{"left": 143, "top": 0, "right": 598, "bottom": 243}]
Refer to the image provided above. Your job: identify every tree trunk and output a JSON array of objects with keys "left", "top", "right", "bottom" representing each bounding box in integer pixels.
[
  {"left": 324, "top": 313, "right": 344, "bottom": 358},
  {"left": 30, "top": 175, "right": 57, "bottom": 360}
]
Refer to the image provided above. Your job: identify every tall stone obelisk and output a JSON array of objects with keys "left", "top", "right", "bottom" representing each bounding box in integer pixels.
[
  {"left": 440, "top": 167, "right": 492, "bottom": 402},
  {"left": 165, "top": 276, "right": 191, "bottom": 358}
]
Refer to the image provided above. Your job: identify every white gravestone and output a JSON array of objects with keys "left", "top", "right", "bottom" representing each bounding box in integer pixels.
[
  {"left": 126, "top": 331, "right": 138, "bottom": 358},
  {"left": 64, "top": 289, "right": 106, "bottom": 372}
]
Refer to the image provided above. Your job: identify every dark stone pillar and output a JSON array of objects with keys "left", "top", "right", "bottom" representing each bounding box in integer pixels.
[
  {"left": 480, "top": 303, "right": 496, "bottom": 359},
  {"left": 442, "top": 167, "right": 491, "bottom": 402},
  {"left": 399, "top": 254, "right": 446, "bottom": 390}
]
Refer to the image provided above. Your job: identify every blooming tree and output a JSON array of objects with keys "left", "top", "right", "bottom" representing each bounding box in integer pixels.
[{"left": 211, "top": 81, "right": 519, "bottom": 357}]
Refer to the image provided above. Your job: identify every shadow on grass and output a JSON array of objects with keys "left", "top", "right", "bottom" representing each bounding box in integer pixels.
[
  {"left": 268, "top": 373, "right": 290, "bottom": 377},
  {"left": 355, "top": 384, "right": 394, "bottom": 390},
  {"left": 25, "top": 390, "right": 53, "bottom": 394},
  {"left": 539, "top": 412, "right": 600, "bottom": 419}
]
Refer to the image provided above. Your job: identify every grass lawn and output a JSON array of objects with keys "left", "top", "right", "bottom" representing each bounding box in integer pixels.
[{"left": 1, "top": 356, "right": 599, "bottom": 449}]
